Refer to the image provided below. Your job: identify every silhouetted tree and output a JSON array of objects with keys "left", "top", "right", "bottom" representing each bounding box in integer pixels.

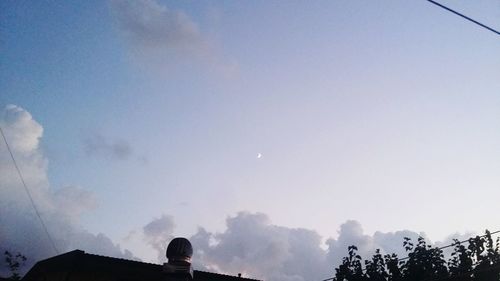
[
  {"left": 365, "top": 249, "right": 387, "bottom": 281},
  {"left": 470, "top": 231, "right": 500, "bottom": 281},
  {"left": 400, "top": 237, "right": 448, "bottom": 281},
  {"left": 335, "top": 246, "right": 366, "bottom": 281},
  {"left": 384, "top": 253, "right": 402, "bottom": 281},
  {"left": 3, "top": 251, "right": 27, "bottom": 280},
  {"left": 332, "top": 230, "right": 500, "bottom": 281},
  {"left": 448, "top": 239, "right": 473, "bottom": 281}
]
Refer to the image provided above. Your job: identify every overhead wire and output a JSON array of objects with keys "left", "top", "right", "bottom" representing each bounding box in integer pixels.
[
  {"left": 398, "top": 229, "right": 500, "bottom": 262},
  {"left": 0, "top": 126, "right": 59, "bottom": 255},
  {"left": 426, "top": 0, "right": 500, "bottom": 36}
]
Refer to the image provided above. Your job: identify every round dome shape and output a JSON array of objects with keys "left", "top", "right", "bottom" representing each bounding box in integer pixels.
[{"left": 166, "top": 237, "right": 193, "bottom": 264}]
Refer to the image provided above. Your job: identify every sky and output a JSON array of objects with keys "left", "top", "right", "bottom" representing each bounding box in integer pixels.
[{"left": 1, "top": 0, "right": 500, "bottom": 280}]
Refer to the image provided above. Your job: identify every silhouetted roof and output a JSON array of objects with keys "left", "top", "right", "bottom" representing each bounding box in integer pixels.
[{"left": 22, "top": 250, "right": 261, "bottom": 281}]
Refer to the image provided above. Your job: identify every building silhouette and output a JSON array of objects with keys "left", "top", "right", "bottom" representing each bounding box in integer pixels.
[{"left": 22, "top": 238, "right": 260, "bottom": 281}]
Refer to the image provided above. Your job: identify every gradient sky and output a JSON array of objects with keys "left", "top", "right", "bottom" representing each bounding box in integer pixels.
[{"left": 1, "top": 0, "right": 500, "bottom": 268}]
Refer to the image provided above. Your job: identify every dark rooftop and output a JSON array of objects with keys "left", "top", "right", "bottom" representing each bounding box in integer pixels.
[{"left": 22, "top": 250, "right": 261, "bottom": 281}]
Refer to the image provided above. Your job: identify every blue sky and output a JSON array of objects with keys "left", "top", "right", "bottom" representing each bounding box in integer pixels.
[{"left": 1, "top": 0, "right": 500, "bottom": 278}]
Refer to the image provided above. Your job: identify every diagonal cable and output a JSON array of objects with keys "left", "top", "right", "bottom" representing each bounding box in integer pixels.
[
  {"left": 427, "top": 0, "right": 500, "bottom": 36},
  {"left": 0, "top": 126, "right": 59, "bottom": 255}
]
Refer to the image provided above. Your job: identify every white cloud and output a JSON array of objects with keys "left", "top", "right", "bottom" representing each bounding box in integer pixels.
[
  {"left": 325, "top": 220, "right": 425, "bottom": 267},
  {"left": 140, "top": 212, "right": 329, "bottom": 281},
  {"left": 0, "top": 105, "right": 135, "bottom": 276},
  {"left": 1, "top": 104, "right": 43, "bottom": 153},
  {"left": 184, "top": 213, "right": 421, "bottom": 281},
  {"left": 185, "top": 213, "right": 462, "bottom": 281},
  {"left": 143, "top": 214, "right": 176, "bottom": 262}
]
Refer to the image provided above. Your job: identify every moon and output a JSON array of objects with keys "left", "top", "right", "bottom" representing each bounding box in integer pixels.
[{"left": 257, "top": 153, "right": 262, "bottom": 159}]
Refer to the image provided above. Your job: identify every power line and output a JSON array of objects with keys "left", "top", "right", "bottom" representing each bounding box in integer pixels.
[
  {"left": 320, "top": 229, "right": 500, "bottom": 281},
  {"left": 398, "top": 229, "right": 500, "bottom": 261},
  {"left": 426, "top": 0, "right": 500, "bottom": 36},
  {"left": 0, "top": 126, "right": 59, "bottom": 255}
]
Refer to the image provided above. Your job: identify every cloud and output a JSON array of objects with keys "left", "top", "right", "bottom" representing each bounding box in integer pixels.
[
  {"left": 325, "top": 220, "right": 425, "bottom": 267},
  {"left": 109, "top": 0, "right": 237, "bottom": 74},
  {"left": 143, "top": 214, "right": 176, "bottom": 261},
  {"left": 185, "top": 213, "right": 450, "bottom": 281},
  {"left": 0, "top": 105, "right": 135, "bottom": 276},
  {"left": 83, "top": 133, "right": 134, "bottom": 161},
  {"left": 110, "top": 0, "right": 210, "bottom": 60},
  {"left": 141, "top": 212, "right": 328, "bottom": 281},
  {"left": 186, "top": 214, "right": 381, "bottom": 281},
  {"left": 188, "top": 212, "right": 330, "bottom": 281},
  {"left": 53, "top": 186, "right": 98, "bottom": 219},
  {"left": 1, "top": 105, "right": 43, "bottom": 154},
  {"left": 137, "top": 211, "right": 464, "bottom": 281}
]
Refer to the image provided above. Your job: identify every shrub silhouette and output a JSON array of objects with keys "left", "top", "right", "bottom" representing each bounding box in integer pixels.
[
  {"left": 332, "top": 230, "right": 500, "bottom": 281},
  {"left": 3, "top": 251, "right": 27, "bottom": 280}
]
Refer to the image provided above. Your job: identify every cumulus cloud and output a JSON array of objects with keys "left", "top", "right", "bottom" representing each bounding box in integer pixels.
[
  {"left": 0, "top": 105, "right": 135, "bottom": 276},
  {"left": 188, "top": 212, "right": 327, "bottom": 281},
  {"left": 137, "top": 212, "right": 451, "bottom": 281},
  {"left": 143, "top": 214, "right": 176, "bottom": 261},
  {"left": 1, "top": 105, "right": 43, "bottom": 154},
  {"left": 325, "top": 220, "right": 425, "bottom": 267},
  {"left": 184, "top": 213, "right": 442, "bottom": 281},
  {"left": 83, "top": 133, "right": 134, "bottom": 161}
]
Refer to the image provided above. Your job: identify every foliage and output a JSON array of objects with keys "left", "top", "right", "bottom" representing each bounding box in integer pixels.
[
  {"left": 332, "top": 230, "right": 500, "bottom": 281},
  {"left": 3, "top": 251, "right": 27, "bottom": 280}
]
